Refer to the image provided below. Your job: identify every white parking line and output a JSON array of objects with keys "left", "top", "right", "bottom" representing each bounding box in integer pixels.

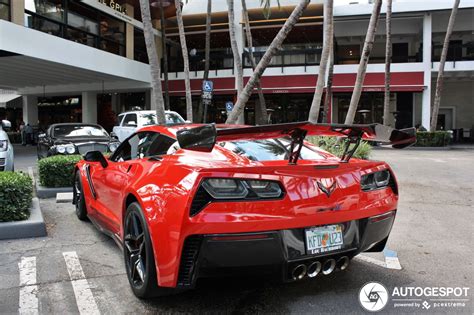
[
  {"left": 18, "top": 256, "right": 38, "bottom": 315},
  {"left": 355, "top": 254, "right": 387, "bottom": 268},
  {"left": 63, "top": 251, "right": 100, "bottom": 315}
]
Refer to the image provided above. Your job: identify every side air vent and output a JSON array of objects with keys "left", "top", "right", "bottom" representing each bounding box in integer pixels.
[
  {"left": 177, "top": 236, "right": 203, "bottom": 287},
  {"left": 388, "top": 171, "right": 398, "bottom": 195},
  {"left": 190, "top": 186, "right": 212, "bottom": 217}
]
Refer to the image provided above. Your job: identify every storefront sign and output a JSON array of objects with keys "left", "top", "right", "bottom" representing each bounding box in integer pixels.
[
  {"left": 80, "top": 0, "right": 161, "bottom": 36},
  {"left": 97, "top": 0, "right": 127, "bottom": 14}
]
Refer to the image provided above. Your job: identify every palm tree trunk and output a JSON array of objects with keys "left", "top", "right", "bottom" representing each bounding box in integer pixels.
[
  {"left": 344, "top": 0, "right": 382, "bottom": 125},
  {"left": 308, "top": 0, "right": 333, "bottom": 123},
  {"left": 227, "top": 0, "right": 245, "bottom": 124},
  {"left": 242, "top": 0, "right": 268, "bottom": 125},
  {"left": 227, "top": 0, "right": 244, "bottom": 96},
  {"left": 383, "top": 0, "right": 392, "bottom": 126},
  {"left": 226, "top": 0, "right": 311, "bottom": 124},
  {"left": 198, "top": 0, "right": 212, "bottom": 123},
  {"left": 138, "top": 0, "right": 167, "bottom": 124},
  {"left": 160, "top": 2, "right": 170, "bottom": 111},
  {"left": 430, "top": 0, "right": 460, "bottom": 132},
  {"left": 175, "top": 0, "right": 193, "bottom": 122},
  {"left": 323, "top": 37, "right": 334, "bottom": 123}
]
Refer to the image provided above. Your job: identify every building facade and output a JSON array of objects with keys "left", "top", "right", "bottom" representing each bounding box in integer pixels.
[{"left": 0, "top": 0, "right": 473, "bottom": 138}]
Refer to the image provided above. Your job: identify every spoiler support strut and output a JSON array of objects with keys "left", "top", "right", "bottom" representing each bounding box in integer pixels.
[
  {"left": 340, "top": 136, "right": 362, "bottom": 163},
  {"left": 288, "top": 128, "right": 308, "bottom": 165}
]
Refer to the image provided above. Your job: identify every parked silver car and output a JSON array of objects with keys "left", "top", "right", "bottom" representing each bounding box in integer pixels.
[
  {"left": 0, "top": 120, "right": 14, "bottom": 171},
  {"left": 112, "top": 110, "right": 186, "bottom": 142}
]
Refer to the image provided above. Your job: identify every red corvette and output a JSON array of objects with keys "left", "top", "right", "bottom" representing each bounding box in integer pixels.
[{"left": 73, "top": 122, "right": 415, "bottom": 298}]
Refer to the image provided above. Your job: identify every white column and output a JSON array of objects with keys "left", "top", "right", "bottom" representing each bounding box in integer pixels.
[
  {"left": 22, "top": 96, "right": 38, "bottom": 126},
  {"left": 82, "top": 92, "right": 97, "bottom": 123},
  {"left": 421, "top": 13, "right": 432, "bottom": 130}
]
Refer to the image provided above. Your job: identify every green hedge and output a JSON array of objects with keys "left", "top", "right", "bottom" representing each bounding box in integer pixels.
[
  {"left": 414, "top": 131, "right": 450, "bottom": 147},
  {"left": 306, "top": 136, "right": 372, "bottom": 160},
  {"left": 0, "top": 172, "right": 33, "bottom": 222},
  {"left": 38, "top": 155, "right": 82, "bottom": 188}
]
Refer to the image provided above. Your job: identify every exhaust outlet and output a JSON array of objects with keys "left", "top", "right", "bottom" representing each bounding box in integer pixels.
[
  {"left": 292, "top": 264, "right": 307, "bottom": 281},
  {"left": 336, "top": 256, "right": 350, "bottom": 271},
  {"left": 322, "top": 259, "right": 336, "bottom": 275},
  {"left": 307, "top": 261, "right": 322, "bottom": 278}
]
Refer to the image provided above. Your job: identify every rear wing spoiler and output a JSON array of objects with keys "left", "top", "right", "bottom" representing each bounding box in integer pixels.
[{"left": 176, "top": 122, "right": 416, "bottom": 163}]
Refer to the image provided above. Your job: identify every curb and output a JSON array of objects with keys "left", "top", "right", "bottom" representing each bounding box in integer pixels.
[
  {"left": 0, "top": 198, "right": 47, "bottom": 240},
  {"left": 36, "top": 184, "right": 73, "bottom": 199},
  {"left": 29, "top": 166, "right": 73, "bottom": 199}
]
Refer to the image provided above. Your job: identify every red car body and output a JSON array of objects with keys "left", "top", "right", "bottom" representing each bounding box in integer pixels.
[{"left": 73, "top": 122, "right": 414, "bottom": 297}]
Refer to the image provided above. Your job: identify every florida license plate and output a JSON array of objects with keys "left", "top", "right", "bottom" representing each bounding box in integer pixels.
[{"left": 305, "top": 225, "right": 344, "bottom": 255}]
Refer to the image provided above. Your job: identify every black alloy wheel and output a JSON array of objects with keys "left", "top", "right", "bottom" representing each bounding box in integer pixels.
[
  {"left": 123, "top": 202, "right": 178, "bottom": 298},
  {"left": 74, "top": 170, "right": 88, "bottom": 220}
]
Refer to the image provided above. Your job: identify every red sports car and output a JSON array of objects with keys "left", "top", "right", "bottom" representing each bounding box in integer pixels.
[{"left": 73, "top": 122, "right": 415, "bottom": 298}]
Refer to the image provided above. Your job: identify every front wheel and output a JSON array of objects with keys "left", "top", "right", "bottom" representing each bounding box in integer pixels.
[
  {"left": 123, "top": 202, "right": 178, "bottom": 298},
  {"left": 74, "top": 170, "right": 88, "bottom": 221}
]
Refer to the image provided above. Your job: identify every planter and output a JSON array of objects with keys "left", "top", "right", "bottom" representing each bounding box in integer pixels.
[{"left": 0, "top": 198, "right": 47, "bottom": 240}]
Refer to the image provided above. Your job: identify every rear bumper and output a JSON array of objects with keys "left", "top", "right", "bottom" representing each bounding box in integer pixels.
[{"left": 176, "top": 210, "right": 396, "bottom": 288}]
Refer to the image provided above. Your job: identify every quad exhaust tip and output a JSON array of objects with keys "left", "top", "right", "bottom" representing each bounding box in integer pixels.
[
  {"left": 322, "top": 259, "right": 336, "bottom": 275},
  {"left": 292, "top": 264, "right": 307, "bottom": 281},
  {"left": 337, "top": 256, "right": 350, "bottom": 271},
  {"left": 307, "top": 261, "right": 322, "bottom": 278}
]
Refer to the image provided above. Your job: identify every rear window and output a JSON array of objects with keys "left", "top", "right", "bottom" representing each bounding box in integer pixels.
[
  {"left": 220, "top": 138, "right": 324, "bottom": 161},
  {"left": 53, "top": 125, "right": 108, "bottom": 138}
]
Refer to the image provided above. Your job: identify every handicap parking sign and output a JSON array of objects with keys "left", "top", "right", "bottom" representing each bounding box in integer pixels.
[
  {"left": 225, "top": 102, "right": 234, "bottom": 112},
  {"left": 202, "top": 80, "right": 213, "bottom": 92}
]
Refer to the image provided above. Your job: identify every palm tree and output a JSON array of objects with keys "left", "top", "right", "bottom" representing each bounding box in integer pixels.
[
  {"left": 227, "top": 0, "right": 244, "bottom": 124},
  {"left": 242, "top": 0, "right": 268, "bottom": 125},
  {"left": 430, "top": 0, "right": 460, "bottom": 131},
  {"left": 159, "top": 0, "right": 170, "bottom": 110},
  {"left": 344, "top": 0, "right": 382, "bottom": 125},
  {"left": 138, "top": 0, "right": 167, "bottom": 124},
  {"left": 322, "top": 37, "right": 334, "bottom": 123},
  {"left": 197, "top": 0, "right": 212, "bottom": 123},
  {"left": 383, "top": 0, "right": 392, "bottom": 126},
  {"left": 175, "top": 0, "right": 193, "bottom": 122},
  {"left": 226, "top": 0, "right": 311, "bottom": 124},
  {"left": 308, "top": 0, "right": 333, "bottom": 124}
]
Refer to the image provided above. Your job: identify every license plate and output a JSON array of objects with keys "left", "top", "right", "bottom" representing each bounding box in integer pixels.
[{"left": 305, "top": 224, "right": 344, "bottom": 255}]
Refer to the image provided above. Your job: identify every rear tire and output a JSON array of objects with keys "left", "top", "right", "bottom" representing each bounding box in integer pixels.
[
  {"left": 123, "top": 202, "right": 178, "bottom": 298},
  {"left": 74, "top": 170, "right": 88, "bottom": 221}
]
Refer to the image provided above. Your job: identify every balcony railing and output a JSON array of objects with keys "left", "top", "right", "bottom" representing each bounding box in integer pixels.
[
  {"left": 433, "top": 41, "right": 474, "bottom": 62},
  {"left": 168, "top": 49, "right": 234, "bottom": 74},
  {"left": 24, "top": 10, "right": 125, "bottom": 57},
  {"left": 243, "top": 47, "right": 322, "bottom": 70}
]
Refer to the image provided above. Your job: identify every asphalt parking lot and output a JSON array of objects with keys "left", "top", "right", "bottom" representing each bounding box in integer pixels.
[{"left": 0, "top": 148, "right": 473, "bottom": 314}]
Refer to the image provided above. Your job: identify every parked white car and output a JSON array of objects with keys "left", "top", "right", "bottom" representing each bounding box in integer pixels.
[
  {"left": 0, "top": 120, "right": 14, "bottom": 171},
  {"left": 112, "top": 110, "right": 186, "bottom": 142}
]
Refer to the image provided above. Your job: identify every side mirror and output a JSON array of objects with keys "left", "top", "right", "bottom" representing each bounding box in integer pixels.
[
  {"left": 84, "top": 151, "right": 108, "bottom": 168},
  {"left": 176, "top": 124, "right": 216, "bottom": 152},
  {"left": 1, "top": 120, "right": 11, "bottom": 131},
  {"left": 127, "top": 121, "right": 137, "bottom": 127}
]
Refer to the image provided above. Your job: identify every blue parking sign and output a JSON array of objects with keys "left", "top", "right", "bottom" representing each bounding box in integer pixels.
[
  {"left": 225, "top": 102, "right": 234, "bottom": 112},
  {"left": 202, "top": 80, "right": 213, "bottom": 92}
]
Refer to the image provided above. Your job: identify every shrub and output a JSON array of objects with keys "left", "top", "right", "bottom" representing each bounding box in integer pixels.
[
  {"left": 0, "top": 172, "right": 33, "bottom": 222},
  {"left": 38, "top": 155, "right": 82, "bottom": 188},
  {"left": 306, "top": 136, "right": 372, "bottom": 160},
  {"left": 414, "top": 131, "right": 450, "bottom": 147}
]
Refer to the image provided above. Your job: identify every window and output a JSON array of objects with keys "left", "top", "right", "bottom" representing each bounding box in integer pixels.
[
  {"left": 52, "top": 124, "right": 108, "bottom": 138},
  {"left": 123, "top": 114, "right": 138, "bottom": 126},
  {"left": 115, "top": 114, "right": 124, "bottom": 126},
  {"left": 220, "top": 138, "right": 323, "bottom": 162},
  {"left": 0, "top": 0, "right": 10, "bottom": 21},
  {"left": 111, "top": 132, "right": 175, "bottom": 162}
]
